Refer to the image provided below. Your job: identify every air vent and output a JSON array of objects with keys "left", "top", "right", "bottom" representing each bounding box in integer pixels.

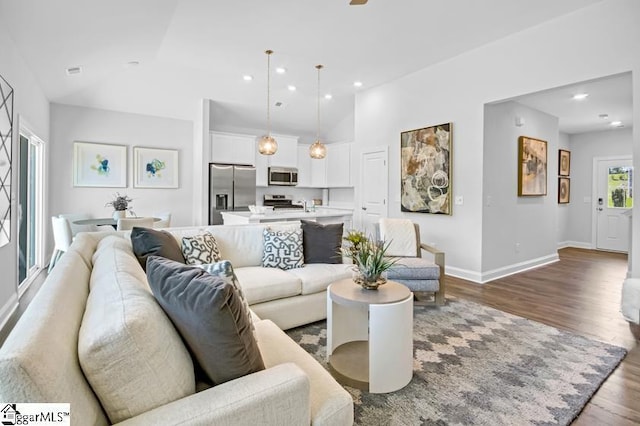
[{"left": 66, "top": 66, "right": 82, "bottom": 76}]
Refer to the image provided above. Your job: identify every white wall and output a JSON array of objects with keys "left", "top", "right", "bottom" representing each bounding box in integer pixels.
[
  {"left": 353, "top": 0, "right": 640, "bottom": 282},
  {"left": 566, "top": 128, "right": 632, "bottom": 247},
  {"left": 0, "top": 26, "right": 49, "bottom": 328},
  {"left": 49, "top": 104, "right": 194, "bottom": 239},
  {"left": 557, "top": 132, "right": 571, "bottom": 246},
  {"left": 482, "top": 101, "right": 559, "bottom": 277}
]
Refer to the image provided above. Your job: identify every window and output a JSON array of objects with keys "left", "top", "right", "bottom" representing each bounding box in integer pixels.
[
  {"left": 18, "top": 127, "right": 44, "bottom": 287},
  {"left": 607, "top": 166, "right": 633, "bottom": 209}
]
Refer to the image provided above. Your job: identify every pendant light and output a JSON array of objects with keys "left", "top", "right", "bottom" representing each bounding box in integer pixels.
[
  {"left": 258, "top": 50, "right": 278, "bottom": 155},
  {"left": 309, "top": 64, "right": 327, "bottom": 159}
]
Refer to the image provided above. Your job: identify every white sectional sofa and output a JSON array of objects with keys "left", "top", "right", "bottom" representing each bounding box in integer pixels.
[{"left": 0, "top": 224, "right": 354, "bottom": 425}]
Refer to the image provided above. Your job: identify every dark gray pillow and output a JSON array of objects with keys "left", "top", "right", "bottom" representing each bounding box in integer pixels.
[
  {"left": 130, "top": 227, "right": 185, "bottom": 270},
  {"left": 146, "top": 256, "right": 265, "bottom": 386},
  {"left": 301, "top": 220, "right": 344, "bottom": 264}
]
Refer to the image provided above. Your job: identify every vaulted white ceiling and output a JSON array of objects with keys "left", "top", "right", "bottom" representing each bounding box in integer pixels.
[{"left": 0, "top": 0, "right": 607, "bottom": 139}]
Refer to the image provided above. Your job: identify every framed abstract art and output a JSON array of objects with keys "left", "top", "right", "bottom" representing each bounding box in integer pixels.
[
  {"left": 517, "top": 136, "right": 547, "bottom": 196},
  {"left": 133, "top": 147, "right": 179, "bottom": 188},
  {"left": 73, "top": 142, "right": 127, "bottom": 187},
  {"left": 400, "top": 122, "right": 452, "bottom": 215}
]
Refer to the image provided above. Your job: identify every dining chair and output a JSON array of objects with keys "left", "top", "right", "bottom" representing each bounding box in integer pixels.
[
  {"left": 59, "top": 213, "right": 97, "bottom": 236},
  {"left": 49, "top": 216, "right": 73, "bottom": 272},
  {"left": 153, "top": 212, "right": 172, "bottom": 228},
  {"left": 117, "top": 217, "right": 154, "bottom": 231}
]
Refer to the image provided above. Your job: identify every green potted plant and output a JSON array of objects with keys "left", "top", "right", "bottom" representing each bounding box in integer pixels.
[
  {"left": 105, "top": 193, "right": 134, "bottom": 220},
  {"left": 343, "top": 237, "right": 397, "bottom": 290},
  {"left": 342, "top": 229, "right": 368, "bottom": 263}
]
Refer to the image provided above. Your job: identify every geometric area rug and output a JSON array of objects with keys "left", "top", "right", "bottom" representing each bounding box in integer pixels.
[{"left": 286, "top": 298, "right": 627, "bottom": 426}]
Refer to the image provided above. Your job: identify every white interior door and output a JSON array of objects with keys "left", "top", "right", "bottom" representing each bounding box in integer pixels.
[
  {"left": 360, "top": 148, "right": 388, "bottom": 234},
  {"left": 596, "top": 157, "right": 632, "bottom": 252}
]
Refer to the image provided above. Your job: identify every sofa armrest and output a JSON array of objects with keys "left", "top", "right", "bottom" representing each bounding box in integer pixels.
[
  {"left": 420, "top": 243, "right": 445, "bottom": 304},
  {"left": 115, "top": 363, "right": 310, "bottom": 426}
]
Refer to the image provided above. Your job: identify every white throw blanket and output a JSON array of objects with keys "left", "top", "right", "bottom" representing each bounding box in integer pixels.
[{"left": 379, "top": 218, "right": 417, "bottom": 257}]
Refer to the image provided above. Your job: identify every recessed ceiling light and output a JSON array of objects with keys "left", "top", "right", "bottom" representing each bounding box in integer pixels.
[
  {"left": 598, "top": 114, "right": 609, "bottom": 119},
  {"left": 324, "top": 94, "right": 333, "bottom": 100},
  {"left": 287, "top": 85, "right": 296, "bottom": 91},
  {"left": 353, "top": 81, "right": 363, "bottom": 88},
  {"left": 66, "top": 66, "right": 82, "bottom": 76},
  {"left": 243, "top": 75, "right": 253, "bottom": 81},
  {"left": 572, "top": 93, "right": 589, "bottom": 100},
  {"left": 276, "top": 67, "right": 287, "bottom": 74},
  {"left": 610, "top": 121, "right": 623, "bottom": 127}
]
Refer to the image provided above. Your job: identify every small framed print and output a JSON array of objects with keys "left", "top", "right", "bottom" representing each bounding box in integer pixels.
[
  {"left": 133, "top": 147, "right": 179, "bottom": 188},
  {"left": 73, "top": 142, "right": 127, "bottom": 187},
  {"left": 559, "top": 149, "right": 571, "bottom": 176},
  {"left": 558, "top": 177, "right": 570, "bottom": 204}
]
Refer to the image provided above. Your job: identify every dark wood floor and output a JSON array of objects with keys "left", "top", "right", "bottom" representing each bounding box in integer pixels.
[{"left": 446, "top": 247, "right": 640, "bottom": 425}]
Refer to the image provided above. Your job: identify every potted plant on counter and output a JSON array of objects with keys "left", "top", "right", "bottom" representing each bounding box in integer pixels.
[{"left": 106, "top": 193, "right": 134, "bottom": 220}]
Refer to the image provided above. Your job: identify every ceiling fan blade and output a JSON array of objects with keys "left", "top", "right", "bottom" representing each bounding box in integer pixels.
[{"left": 350, "top": 0, "right": 368, "bottom": 5}]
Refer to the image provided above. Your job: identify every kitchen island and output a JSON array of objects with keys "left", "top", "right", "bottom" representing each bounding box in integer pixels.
[{"left": 221, "top": 208, "right": 353, "bottom": 228}]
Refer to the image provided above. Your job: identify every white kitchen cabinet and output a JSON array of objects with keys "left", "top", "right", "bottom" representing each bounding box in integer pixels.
[
  {"left": 296, "top": 145, "right": 312, "bottom": 187},
  {"left": 310, "top": 156, "right": 327, "bottom": 187},
  {"left": 255, "top": 143, "right": 269, "bottom": 187},
  {"left": 268, "top": 135, "right": 298, "bottom": 168},
  {"left": 298, "top": 144, "right": 327, "bottom": 187},
  {"left": 210, "top": 132, "right": 256, "bottom": 166},
  {"left": 326, "top": 143, "right": 352, "bottom": 187}
]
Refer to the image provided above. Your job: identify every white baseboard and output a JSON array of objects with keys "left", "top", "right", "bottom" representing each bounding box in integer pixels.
[
  {"left": 445, "top": 267, "right": 483, "bottom": 284},
  {"left": 557, "top": 241, "right": 592, "bottom": 250},
  {"left": 446, "top": 253, "right": 560, "bottom": 284},
  {"left": 0, "top": 293, "right": 19, "bottom": 334}
]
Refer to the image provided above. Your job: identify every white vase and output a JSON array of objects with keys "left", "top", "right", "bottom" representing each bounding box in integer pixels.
[{"left": 113, "top": 210, "right": 126, "bottom": 220}]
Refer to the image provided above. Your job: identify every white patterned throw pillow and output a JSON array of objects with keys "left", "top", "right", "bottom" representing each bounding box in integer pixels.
[
  {"left": 262, "top": 228, "right": 304, "bottom": 270},
  {"left": 181, "top": 232, "right": 222, "bottom": 265}
]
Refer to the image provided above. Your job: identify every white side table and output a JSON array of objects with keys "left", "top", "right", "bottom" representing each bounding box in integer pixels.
[{"left": 327, "top": 279, "right": 413, "bottom": 393}]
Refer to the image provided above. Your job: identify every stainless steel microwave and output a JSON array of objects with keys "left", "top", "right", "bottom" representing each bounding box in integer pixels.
[{"left": 268, "top": 167, "right": 298, "bottom": 186}]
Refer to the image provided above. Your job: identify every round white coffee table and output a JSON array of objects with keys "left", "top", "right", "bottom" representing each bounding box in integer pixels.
[{"left": 327, "top": 278, "right": 413, "bottom": 393}]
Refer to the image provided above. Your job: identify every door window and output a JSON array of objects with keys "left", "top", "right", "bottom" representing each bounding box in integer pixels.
[{"left": 607, "top": 166, "right": 633, "bottom": 208}]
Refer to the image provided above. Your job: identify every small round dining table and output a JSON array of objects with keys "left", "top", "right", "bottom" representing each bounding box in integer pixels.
[{"left": 73, "top": 217, "right": 160, "bottom": 229}]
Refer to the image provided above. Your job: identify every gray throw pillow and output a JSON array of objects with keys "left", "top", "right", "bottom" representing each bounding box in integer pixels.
[
  {"left": 146, "top": 256, "right": 265, "bottom": 385},
  {"left": 130, "top": 227, "right": 185, "bottom": 271},
  {"left": 262, "top": 228, "right": 304, "bottom": 270},
  {"left": 300, "top": 220, "right": 344, "bottom": 264},
  {"left": 198, "top": 260, "right": 254, "bottom": 331}
]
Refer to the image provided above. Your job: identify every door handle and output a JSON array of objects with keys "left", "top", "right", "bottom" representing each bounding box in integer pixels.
[
  {"left": 597, "top": 207, "right": 603, "bottom": 211},
  {"left": 361, "top": 207, "right": 367, "bottom": 211}
]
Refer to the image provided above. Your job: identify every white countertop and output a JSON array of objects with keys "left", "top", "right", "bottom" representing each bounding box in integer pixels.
[{"left": 222, "top": 208, "right": 353, "bottom": 221}]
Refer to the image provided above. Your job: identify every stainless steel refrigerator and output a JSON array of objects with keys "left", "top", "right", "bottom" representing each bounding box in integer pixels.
[{"left": 209, "top": 163, "right": 256, "bottom": 225}]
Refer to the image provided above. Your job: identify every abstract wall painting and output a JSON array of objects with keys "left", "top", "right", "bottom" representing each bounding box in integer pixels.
[
  {"left": 559, "top": 149, "right": 571, "bottom": 176},
  {"left": 401, "top": 122, "right": 452, "bottom": 215},
  {"left": 73, "top": 142, "right": 127, "bottom": 187},
  {"left": 133, "top": 147, "right": 179, "bottom": 188},
  {"left": 558, "top": 177, "right": 570, "bottom": 204},
  {"left": 0, "top": 74, "right": 14, "bottom": 247},
  {"left": 517, "top": 136, "right": 547, "bottom": 196}
]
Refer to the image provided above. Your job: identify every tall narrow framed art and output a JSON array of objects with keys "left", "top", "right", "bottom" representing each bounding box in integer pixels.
[
  {"left": 517, "top": 136, "right": 547, "bottom": 196},
  {"left": 400, "top": 122, "right": 453, "bottom": 215}
]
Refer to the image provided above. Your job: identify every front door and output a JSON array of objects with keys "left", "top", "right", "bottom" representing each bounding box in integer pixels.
[
  {"left": 596, "top": 157, "right": 632, "bottom": 252},
  {"left": 360, "top": 148, "right": 388, "bottom": 234}
]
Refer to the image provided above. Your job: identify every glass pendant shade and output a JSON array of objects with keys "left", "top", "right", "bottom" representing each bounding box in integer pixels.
[
  {"left": 260, "top": 49, "right": 277, "bottom": 155},
  {"left": 258, "top": 135, "right": 278, "bottom": 155},
  {"left": 309, "top": 140, "right": 327, "bottom": 159},
  {"left": 310, "top": 64, "right": 327, "bottom": 159}
]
